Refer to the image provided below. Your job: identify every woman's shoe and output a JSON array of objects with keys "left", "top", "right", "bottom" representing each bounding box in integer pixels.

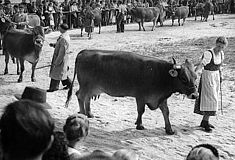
[
  {"left": 200, "top": 120, "right": 215, "bottom": 128},
  {"left": 200, "top": 120, "right": 212, "bottom": 132}
]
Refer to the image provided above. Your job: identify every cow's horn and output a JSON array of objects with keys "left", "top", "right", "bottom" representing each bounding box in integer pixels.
[{"left": 172, "top": 57, "right": 176, "bottom": 64}]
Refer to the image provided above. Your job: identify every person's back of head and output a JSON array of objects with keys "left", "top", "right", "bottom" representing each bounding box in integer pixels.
[
  {"left": 0, "top": 100, "right": 55, "bottom": 160},
  {"left": 112, "top": 149, "right": 139, "bottom": 160},
  {"left": 63, "top": 113, "right": 89, "bottom": 143},
  {"left": 77, "top": 150, "right": 116, "bottom": 160},
  {"left": 186, "top": 144, "right": 219, "bottom": 160}
]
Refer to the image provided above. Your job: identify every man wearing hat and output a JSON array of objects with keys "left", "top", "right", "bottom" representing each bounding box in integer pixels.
[
  {"left": 47, "top": 23, "right": 72, "bottom": 92},
  {"left": 12, "top": 4, "right": 29, "bottom": 29},
  {"left": 15, "top": 86, "right": 52, "bottom": 109}
]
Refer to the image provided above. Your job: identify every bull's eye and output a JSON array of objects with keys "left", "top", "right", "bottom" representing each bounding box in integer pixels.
[{"left": 181, "top": 76, "right": 188, "bottom": 84}]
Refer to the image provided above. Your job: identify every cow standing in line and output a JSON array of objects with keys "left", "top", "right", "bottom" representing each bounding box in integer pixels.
[
  {"left": 171, "top": 6, "right": 189, "bottom": 26},
  {"left": 129, "top": 5, "right": 166, "bottom": 31},
  {"left": 0, "top": 15, "right": 45, "bottom": 82},
  {"left": 66, "top": 50, "right": 198, "bottom": 135},
  {"left": 194, "top": 2, "right": 215, "bottom": 21}
]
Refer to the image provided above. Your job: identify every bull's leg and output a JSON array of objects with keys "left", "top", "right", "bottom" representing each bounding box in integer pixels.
[
  {"left": 16, "top": 58, "right": 20, "bottom": 75},
  {"left": 135, "top": 98, "right": 146, "bottom": 130},
  {"left": 88, "top": 32, "right": 92, "bottom": 40},
  {"left": 18, "top": 58, "right": 25, "bottom": 83},
  {"left": 138, "top": 22, "right": 141, "bottom": 31},
  {"left": 75, "top": 89, "right": 86, "bottom": 115},
  {"left": 212, "top": 12, "right": 215, "bottom": 20},
  {"left": 141, "top": 20, "right": 145, "bottom": 31},
  {"left": 151, "top": 19, "right": 156, "bottom": 31},
  {"left": 84, "top": 96, "right": 94, "bottom": 118},
  {"left": 178, "top": 18, "right": 181, "bottom": 26},
  {"left": 31, "top": 62, "right": 37, "bottom": 82},
  {"left": 4, "top": 50, "right": 9, "bottom": 75},
  {"left": 182, "top": 18, "right": 185, "bottom": 26},
  {"left": 172, "top": 18, "right": 174, "bottom": 26},
  {"left": 98, "top": 23, "right": 101, "bottom": 34},
  {"left": 81, "top": 27, "right": 83, "bottom": 37},
  {"left": 159, "top": 100, "right": 174, "bottom": 135}
]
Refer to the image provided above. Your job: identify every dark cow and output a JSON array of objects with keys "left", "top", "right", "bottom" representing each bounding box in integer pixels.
[
  {"left": 129, "top": 5, "right": 165, "bottom": 31},
  {"left": 194, "top": 2, "right": 215, "bottom": 21},
  {"left": 0, "top": 15, "right": 44, "bottom": 82},
  {"left": 203, "top": 1, "right": 215, "bottom": 21},
  {"left": 171, "top": 6, "right": 189, "bottom": 26},
  {"left": 66, "top": 50, "right": 198, "bottom": 135}
]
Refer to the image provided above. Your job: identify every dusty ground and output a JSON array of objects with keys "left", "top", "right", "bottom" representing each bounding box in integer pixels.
[{"left": 0, "top": 14, "right": 235, "bottom": 160}]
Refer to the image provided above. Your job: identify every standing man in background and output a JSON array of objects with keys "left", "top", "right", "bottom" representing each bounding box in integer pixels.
[
  {"left": 116, "top": 0, "right": 126, "bottom": 33},
  {"left": 12, "top": 4, "right": 29, "bottom": 29},
  {"left": 47, "top": 23, "right": 72, "bottom": 92}
]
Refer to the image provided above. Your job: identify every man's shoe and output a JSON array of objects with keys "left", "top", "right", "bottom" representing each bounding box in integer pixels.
[
  {"left": 47, "top": 88, "right": 59, "bottom": 92},
  {"left": 63, "top": 85, "right": 70, "bottom": 90},
  {"left": 200, "top": 120, "right": 215, "bottom": 128}
]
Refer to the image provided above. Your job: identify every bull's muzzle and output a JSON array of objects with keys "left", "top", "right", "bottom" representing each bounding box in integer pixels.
[
  {"left": 187, "top": 92, "right": 199, "bottom": 99},
  {"left": 34, "top": 38, "right": 44, "bottom": 48}
]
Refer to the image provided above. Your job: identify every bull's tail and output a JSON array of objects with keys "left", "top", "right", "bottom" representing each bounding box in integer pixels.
[{"left": 65, "top": 56, "right": 78, "bottom": 108}]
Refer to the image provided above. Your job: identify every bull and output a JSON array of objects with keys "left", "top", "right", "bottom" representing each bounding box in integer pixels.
[
  {"left": 194, "top": 2, "right": 215, "bottom": 21},
  {"left": 129, "top": 5, "right": 165, "bottom": 31},
  {"left": 66, "top": 50, "right": 198, "bottom": 135},
  {"left": 171, "top": 6, "right": 189, "bottom": 26},
  {"left": 0, "top": 15, "right": 45, "bottom": 82}
]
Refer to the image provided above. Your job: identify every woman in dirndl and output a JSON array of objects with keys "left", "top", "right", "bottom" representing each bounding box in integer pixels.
[{"left": 194, "top": 36, "right": 228, "bottom": 132}]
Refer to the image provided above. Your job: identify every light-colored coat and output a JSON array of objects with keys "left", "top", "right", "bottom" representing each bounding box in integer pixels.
[{"left": 49, "top": 32, "right": 70, "bottom": 80}]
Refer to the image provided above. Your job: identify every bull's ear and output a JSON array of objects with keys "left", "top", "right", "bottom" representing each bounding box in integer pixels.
[
  {"left": 169, "top": 69, "right": 178, "bottom": 77},
  {"left": 1, "top": 18, "right": 5, "bottom": 23}
]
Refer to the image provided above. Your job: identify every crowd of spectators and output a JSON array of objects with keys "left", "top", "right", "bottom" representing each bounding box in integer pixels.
[{"left": 0, "top": 0, "right": 234, "bottom": 31}]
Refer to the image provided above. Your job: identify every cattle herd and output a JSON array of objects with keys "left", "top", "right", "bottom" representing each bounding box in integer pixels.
[{"left": 0, "top": 0, "right": 228, "bottom": 135}]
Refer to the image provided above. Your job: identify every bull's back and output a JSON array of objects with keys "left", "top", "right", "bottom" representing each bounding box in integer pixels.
[
  {"left": 131, "top": 7, "right": 160, "bottom": 21},
  {"left": 175, "top": 6, "right": 189, "bottom": 18},
  {"left": 3, "top": 31, "right": 35, "bottom": 58},
  {"left": 76, "top": 50, "right": 171, "bottom": 96}
]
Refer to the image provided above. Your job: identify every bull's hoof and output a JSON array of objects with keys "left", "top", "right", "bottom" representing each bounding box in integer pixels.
[
  {"left": 17, "top": 78, "right": 22, "bottom": 83},
  {"left": 31, "top": 78, "right": 36, "bottom": 82},
  {"left": 136, "top": 125, "right": 145, "bottom": 130},
  {"left": 4, "top": 70, "right": 8, "bottom": 75},
  {"left": 166, "top": 129, "right": 175, "bottom": 135},
  {"left": 87, "top": 112, "right": 94, "bottom": 118}
]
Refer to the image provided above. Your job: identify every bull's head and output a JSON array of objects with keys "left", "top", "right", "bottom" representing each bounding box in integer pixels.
[
  {"left": 169, "top": 58, "right": 198, "bottom": 99},
  {"left": 0, "top": 15, "right": 15, "bottom": 33},
  {"left": 32, "top": 26, "right": 45, "bottom": 49}
]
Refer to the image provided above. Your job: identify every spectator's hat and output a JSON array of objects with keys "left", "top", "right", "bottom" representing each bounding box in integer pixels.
[
  {"left": 60, "top": 23, "right": 69, "bottom": 30},
  {"left": 15, "top": 87, "right": 52, "bottom": 109},
  {"left": 19, "top": 4, "right": 25, "bottom": 9},
  {"left": 63, "top": 113, "right": 89, "bottom": 141}
]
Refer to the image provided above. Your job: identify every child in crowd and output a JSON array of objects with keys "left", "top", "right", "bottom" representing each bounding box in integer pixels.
[
  {"left": 63, "top": 113, "right": 90, "bottom": 159},
  {"left": 112, "top": 149, "right": 139, "bottom": 160}
]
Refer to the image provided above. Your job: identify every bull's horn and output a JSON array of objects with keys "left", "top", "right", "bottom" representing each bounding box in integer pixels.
[
  {"left": 43, "top": 26, "right": 49, "bottom": 29},
  {"left": 172, "top": 57, "right": 176, "bottom": 64}
]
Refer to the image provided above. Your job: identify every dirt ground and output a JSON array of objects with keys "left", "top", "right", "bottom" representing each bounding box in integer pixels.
[{"left": 0, "top": 14, "right": 235, "bottom": 160}]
